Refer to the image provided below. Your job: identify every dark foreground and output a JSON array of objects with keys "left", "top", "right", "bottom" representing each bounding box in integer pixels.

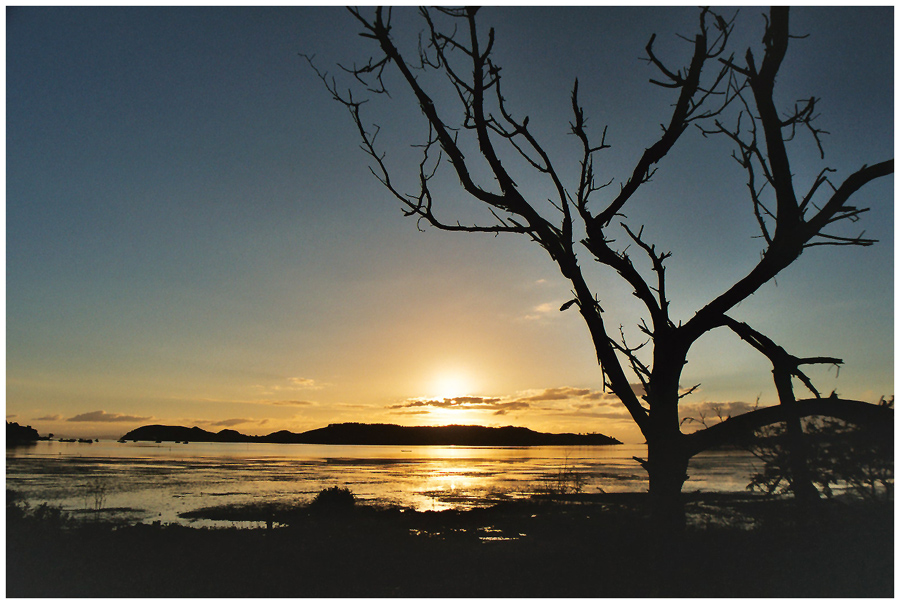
[{"left": 7, "top": 493, "right": 892, "bottom": 597}]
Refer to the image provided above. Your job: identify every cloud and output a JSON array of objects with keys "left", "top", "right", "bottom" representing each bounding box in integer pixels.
[
  {"left": 389, "top": 396, "right": 530, "bottom": 414},
  {"left": 487, "top": 401, "right": 531, "bottom": 415},
  {"left": 334, "top": 402, "right": 375, "bottom": 410},
  {"left": 490, "top": 401, "right": 533, "bottom": 416},
  {"left": 68, "top": 410, "right": 153, "bottom": 423},
  {"left": 521, "top": 387, "right": 594, "bottom": 401},
  {"left": 287, "top": 377, "right": 321, "bottom": 389},
  {"left": 389, "top": 409, "right": 433, "bottom": 416},
  {"left": 34, "top": 414, "right": 63, "bottom": 421},
  {"left": 522, "top": 301, "right": 562, "bottom": 321},
  {"left": 517, "top": 386, "right": 635, "bottom": 405},
  {"left": 387, "top": 385, "right": 645, "bottom": 417},
  {"left": 210, "top": 418, "right": 253, "bottom": 427},
  {"left": 193, "top": 397, "right": 315, "bottom": 407},
  {"left": 390, "top": 396, "right": 500, "bottom": 409},
  {"left": 551, "top": 408, "right": 634, "bottom": 420},
  {"left": 252, "top": 377, "right": 325, "bottom": 396},
  {"left": 383, "top": 383, "right": 655, "bottom": 424},
  {"left": 678, "top": 400, "right": 765, "bottom": 426}
]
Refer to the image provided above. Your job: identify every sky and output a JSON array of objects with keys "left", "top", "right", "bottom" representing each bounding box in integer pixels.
[{"left": 6, "top": 6, "right": 894, "bottom": 443}]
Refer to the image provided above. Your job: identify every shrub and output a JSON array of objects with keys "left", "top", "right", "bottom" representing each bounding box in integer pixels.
[
  {"left": 7, "top": 490, "right": 70, "bottom": 533},
  {"left": 748, "top": 399, "right": 893, "bottom": 501},
  {"left": 536, "top": 456, "right": 587, "bottom": 500},
  {"left": 309, "top": 486, "right": 356, "bottom": 511}
]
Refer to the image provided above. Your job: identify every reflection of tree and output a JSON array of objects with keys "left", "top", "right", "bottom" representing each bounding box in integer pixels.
[
  {"left": 308, "top": 6, "right": 893, "bottom": 531},
  {"left": 749, "top": 398, "right": 894, "bottom": 502}
]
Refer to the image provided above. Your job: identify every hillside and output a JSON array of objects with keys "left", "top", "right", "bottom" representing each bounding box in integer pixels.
[
  {"left": 119, "top": 422, "right": 621, "bottom": 446},
  {"left": 118, "top": 425, "right": 255, "bottom": 443}
]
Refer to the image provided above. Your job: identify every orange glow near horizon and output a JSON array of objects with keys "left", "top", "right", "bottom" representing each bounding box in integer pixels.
[{"left": 423, "top": 406, "right": 485, "bottom": 427}]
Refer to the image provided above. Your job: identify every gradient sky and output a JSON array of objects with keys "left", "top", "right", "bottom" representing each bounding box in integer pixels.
[{"left": 6, "top": 6, "right": 894, "bottom": 443}]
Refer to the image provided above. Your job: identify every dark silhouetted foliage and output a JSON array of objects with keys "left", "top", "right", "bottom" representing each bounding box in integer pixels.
[
  {"left": 749, "top": 419, "right": 894, "bottom": 500},
  {"left": 309, "top": 486, "right": 356, "bottom": 511},
  {"left": 748, "top": 398, "right": 894, "bottom": 501}
]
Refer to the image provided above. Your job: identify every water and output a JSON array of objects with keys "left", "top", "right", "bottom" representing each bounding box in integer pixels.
[{"left": 6, "top": 440, "right": 759, "bottom": 527}]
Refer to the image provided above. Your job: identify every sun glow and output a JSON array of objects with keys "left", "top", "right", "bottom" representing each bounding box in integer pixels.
[{"left": 432, "top": 372, "right": 473, "bottom": 400}]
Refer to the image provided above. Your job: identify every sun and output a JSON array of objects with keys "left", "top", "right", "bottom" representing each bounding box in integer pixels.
[{"left": 433, "top": 372, "right": 472, "bottom": 400}]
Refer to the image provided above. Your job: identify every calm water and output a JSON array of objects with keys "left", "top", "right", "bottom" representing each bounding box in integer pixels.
[{"left": 6, "top": 441, "right": 758, "bottom": 527}]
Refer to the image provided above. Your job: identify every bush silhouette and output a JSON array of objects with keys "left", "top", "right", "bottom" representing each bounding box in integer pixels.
[{"left": 309, "top": 486, "right": 355, "bottom": 512}]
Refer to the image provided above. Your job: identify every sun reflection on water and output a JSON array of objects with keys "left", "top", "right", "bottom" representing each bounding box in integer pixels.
[{"left": 6, "top": 441, "right": 757, "bottom": 524}]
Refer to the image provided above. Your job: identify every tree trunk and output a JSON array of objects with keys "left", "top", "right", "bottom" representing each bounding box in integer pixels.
[
  {"left": 783, "top": 414, "right": 820, "bottom": 504},
  {"left": 772, "top": 367, "right": 821, "bottom": 504},
  {"left": 642, "top": 354, "right": 691, "bottom": 535},
  {"left": 646, "top": 437, "right": 690, "bottom": 535}
]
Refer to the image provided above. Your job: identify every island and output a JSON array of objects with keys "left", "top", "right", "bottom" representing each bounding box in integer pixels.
[
  {"left": 119, "top": 422, "right": 621, "bottom": 446},
  {"left": 6, "top": 421, "right": 43, "bottom": 446}
]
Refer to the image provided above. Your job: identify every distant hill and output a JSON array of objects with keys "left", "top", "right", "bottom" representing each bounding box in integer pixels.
[
  {"left": 118, "top": 425, "right": 256, "bottom": 443},
  {"left": 120, "top": 422, "right": 621, "bottom": 446}
]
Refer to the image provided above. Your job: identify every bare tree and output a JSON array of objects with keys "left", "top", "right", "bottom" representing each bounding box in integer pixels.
[{"left": 306, "top": 6, "right": 893, "bottom": 530}]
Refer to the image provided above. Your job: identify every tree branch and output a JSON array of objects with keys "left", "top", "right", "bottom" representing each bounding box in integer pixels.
[{"left": 685, "top": 397, "right": 893, "bottom": 457}]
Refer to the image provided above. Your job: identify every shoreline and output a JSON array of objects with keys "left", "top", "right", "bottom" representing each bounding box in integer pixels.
[{"left": 7, "top": 491, "right": 893, "bottom": 597}]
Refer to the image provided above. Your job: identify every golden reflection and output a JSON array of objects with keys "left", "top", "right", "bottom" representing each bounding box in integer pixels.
[{"left": 411, "top": 448, "right": 493, "bottom": 511}]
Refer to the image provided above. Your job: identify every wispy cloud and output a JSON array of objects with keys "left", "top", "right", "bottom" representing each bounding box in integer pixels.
[
  {"left": 34, "top": 414, "right": 63, "bottom": 421},
  {"left": 489, "top": 402, "right": 532, "bottom": 416},
  {"left": 209, "top": 418, "right": 254, "bottom": 427},
  {"left": 389, "top": 396, "right": 530, "bottom": 416},
  {"left": 520, "top": 386, "right": 594, "bottom": 401},
  {"left": 252, "top": 377, "right": 326, "bottom": 396},
  {"left": 287, "top": 377, "right": 322, "bottom": 389},
  {"left": 516, "top": 386, "right": 637, "bottom": 405},
  {"left": 521, "top": 301, "right": 562, "bottom": 321},
  {"left": 678, "top": 400, "right": 764, "bottom": 430},
  {"left": 68, "top": 410, "right": 153, "bottom": 423},
  {"left": 386, "top": 384, "right": 653, "bottom": 420},
  {"left": 391, "top": 396, "right": 498, "bottom": 408},
  {"left": 390, "top": 408, "right": 433, "bottom": 416},
  {"left": 192, "top": 397, "right": 315, "bottom": 407},
  {"left": 268, "top": 399, "right": 315, "bottom": 406}
]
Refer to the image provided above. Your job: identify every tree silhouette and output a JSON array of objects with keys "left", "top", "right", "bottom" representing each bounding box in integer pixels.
[{"left": 307, "top": 7, "right": 893, "bottom": 530}]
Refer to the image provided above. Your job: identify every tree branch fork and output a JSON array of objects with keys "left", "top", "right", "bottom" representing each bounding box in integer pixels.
[{"left": 307, "top": 6, "right": 893, "bottom": 455}]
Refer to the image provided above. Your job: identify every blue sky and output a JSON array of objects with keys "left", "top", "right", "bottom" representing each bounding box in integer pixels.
[{"left": 6, "top": 6, "right": 893, "bottom": 443}]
